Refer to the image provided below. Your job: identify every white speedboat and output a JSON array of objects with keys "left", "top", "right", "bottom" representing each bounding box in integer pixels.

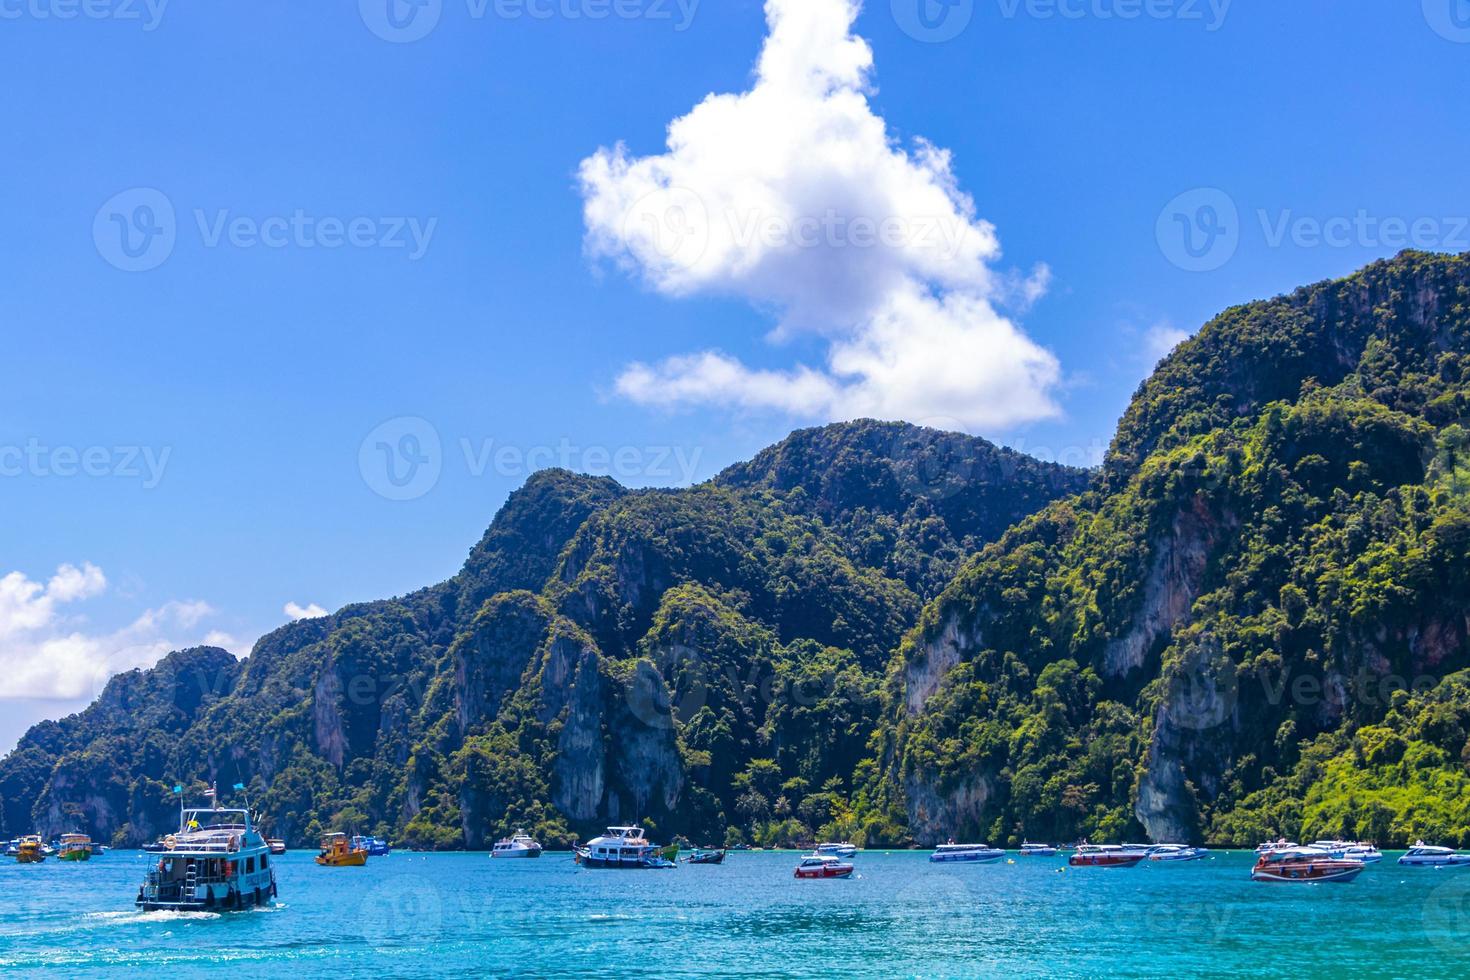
[
  {"left": 929, "top": 843, "right": 1004, "bottom": 864},
  {"left": 1019, "top": 842, "right": 1058, "bottom": 857},
  {"left": 492, "top": 830, "right": 543, "bottom": 859},
  {"left": 136, "top": 803, "right": 277, "bottom": 912},
  {"left": 1147, "top": 844, "right": 1209, "bottom": 862},
  {"left": 1255, "top": 839, "right": 1299, "bottom": 853},
  {"left": 1310, "top": 840, "right": 1383, "bottom": 863},
  {"left": 1399, "top": 842, "right": 1470, "bottom": 867},
  {"left": 815, "top": 842, "right": 857, "bottom": 859}
]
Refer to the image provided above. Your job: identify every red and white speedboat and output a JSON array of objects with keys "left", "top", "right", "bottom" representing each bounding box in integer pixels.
[
  {"left": 1068, "top": 844, "right": 1149, "bottom": 868},
  {"left": 1251, "top": 846, "right": 1364, "bottom": 883},
  {"left": 794, "top": 855, "right": 854, "bottom": 879}
]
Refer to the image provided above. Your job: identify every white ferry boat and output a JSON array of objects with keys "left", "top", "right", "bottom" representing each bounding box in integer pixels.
[
  {"left": 136, "top": 803, "right": 277, "bottom": 912},
  {"left": 575, "top": 826, "right": 676, "bottom": 869},
  {"left": 814, "top": 842, "right": 857, "bottom": 859},
  {"left": 929, "top": 843, "right": 1005, "bottom": 864},
  {"left": 1399, "top": 842, "right": 1470, "bottom": 867},
  {"left": 492, "top": 830, "right": 543, "bottom": 859}
]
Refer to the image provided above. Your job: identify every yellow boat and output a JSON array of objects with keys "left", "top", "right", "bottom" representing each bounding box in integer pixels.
[
  {"left": 15, "top": 836, "right": 46, "bottom": 864},
  {"left": 58, "top": 833, "right": 94, "bottom": 862},
  {"left": 315, "top": 832, "right": 368, "bottom": 867}
]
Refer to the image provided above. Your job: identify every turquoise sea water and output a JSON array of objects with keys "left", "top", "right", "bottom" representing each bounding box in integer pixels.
[{"left": 1, "top": 850, "right": 1467, "bottom": 978}]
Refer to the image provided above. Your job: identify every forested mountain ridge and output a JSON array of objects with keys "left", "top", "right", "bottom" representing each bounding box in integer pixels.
[
  {"left": 0, "top": 421, "right": 1087, "bottom": 849},
  {"left": 8, "top": 251, "right": 1466, "bottom": 852},
  {"left": 864, "top": 250, "right": 1470, "bottom": 848}
]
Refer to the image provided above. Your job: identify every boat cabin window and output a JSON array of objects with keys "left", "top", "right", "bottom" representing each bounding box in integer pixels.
[
  {"left": 246, "top": 857, "right": 256, "bottom": 873},
  {"left": 261, "top": 855, "right": 269, "bottom": 870}
]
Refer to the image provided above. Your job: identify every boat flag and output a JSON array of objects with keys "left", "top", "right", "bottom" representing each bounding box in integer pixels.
[
  {"left": 173, "top": 785, "right": 183, "bottom": 795},
  {"left": 233, "top": 783, "right": 245, "bottom": 792}
]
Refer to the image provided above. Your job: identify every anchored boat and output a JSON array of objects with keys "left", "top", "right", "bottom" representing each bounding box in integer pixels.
[
  {"left": 1251, "top": 846, "right": 1364, "bottom": 883},
  {"left": 15, "top": 836, "right": 46, "bottom": 864},
  {"left": 351, "top": 835, "right": 392, "bottom": 857},
  {"left": 492, "top": 831, "right": 543, "bottom": 859},
  {"left": 574, "top": 826, "right": 677, "bottom": 869},
  {"left": 1019, "top": 842, "right": 1059, "bottom": 857},
  {"left": 794, "top": 854, "right": 854, "bottom": 879},
  {"left": 1069, "top": 844, "right": 1150, "bottom": 868},
  {"left": 683, "top": 848, "right": 726, "bottom": 865},
  {"left": 930, "top": 843, "right": 1005, "bottom": 864},
  {"left": 1146, "top": 844, "right": 1209, "bottom": 862},
  {"left": 814, "top": 842, "right": 857, "bottom": 859},
  {"left": 136, "top": 804, "right": 278, "bottom": 911},
  {"left": 1399, "top": 842, "right": 1470, "bottom": 867},
  {"left": 57, "top": 833, "right": 93, "bottom": 862},
  {"left": 316, "top": 832, "right": 369, "bottom": 867}
]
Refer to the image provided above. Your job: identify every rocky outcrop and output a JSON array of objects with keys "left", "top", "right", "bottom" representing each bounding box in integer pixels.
[
  {"left": 903, "top": 614, "right": 975, "bottom": 715},
  {"left": 1103, "top": 497, "right": 1231, "bottom": 678},
  {"left": 904, "top": 771, "right": 992, "bottom": 847}
]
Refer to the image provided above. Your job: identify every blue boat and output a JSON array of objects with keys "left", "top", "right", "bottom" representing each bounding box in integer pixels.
[{"left": 351, "top": 835, "right": 392, "bottom": 857}]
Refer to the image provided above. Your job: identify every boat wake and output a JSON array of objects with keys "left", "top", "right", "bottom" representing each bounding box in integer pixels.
[{"left": 83, "top": 909, "right": 218, "bottom": 927}]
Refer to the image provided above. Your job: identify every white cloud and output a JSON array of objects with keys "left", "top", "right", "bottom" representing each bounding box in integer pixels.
[
  {"left": 0, "top": 563, "right": 229, "bottom": 701},
  {"left": 284, "top": 601, "right": 329, "bottom": 622},
  {"left": 1143, "top": 322, "right": 1192, "bottom": 364},
  {"left": 580, "top": 0, "right": 1061, "bottom": 433}
]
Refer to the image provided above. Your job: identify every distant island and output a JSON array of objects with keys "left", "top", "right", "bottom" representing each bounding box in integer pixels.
[{"left": 4, "top": 250, "right": 1469, "bottom": 852}]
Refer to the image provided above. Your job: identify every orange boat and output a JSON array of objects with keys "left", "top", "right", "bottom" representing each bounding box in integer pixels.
[{"left": 315, "top": 832, "right": 368, "bottom": 867}]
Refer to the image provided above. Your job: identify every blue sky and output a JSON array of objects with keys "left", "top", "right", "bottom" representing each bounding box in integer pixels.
[{"left": 1, "top": 0, "right": 1467, "bottom": 750}]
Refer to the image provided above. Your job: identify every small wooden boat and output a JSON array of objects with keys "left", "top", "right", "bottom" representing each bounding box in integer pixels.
[
  {"left": 683, "top": 848, "right": 726, "bottom": 865},
  {"left": 15, "top": 836, "right": 46, "bottom": 864},
  {"left": 1251, "top": 847, "right": 1364, "bottom": 883},
  {"left": 794, "top": 855, "right": 854, "bottom": 879},
  {"left": 57, "top": 833, "right": 94, "bottom": 862},
  {"left": 315, "top": 832, "right": 369, "bottom": 867}
]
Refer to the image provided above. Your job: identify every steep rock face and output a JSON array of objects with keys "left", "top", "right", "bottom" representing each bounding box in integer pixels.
[
  {"left": 536, "top": 627, "right": 607, "bottom": 822},
  {"left": 903, "top": 614, "right": 975, "bottom": 716},
  {"left": 453, "top": 592, "right": 551, "bottom": 736},
  {"left": 904, "top": 771, "right": 992, "bottom": 847},
  {"left": 606, "top": 660, "right": 685, "bottom": 818},
  {"left": 1103, "top": 497, "right": 1233, "bottom": 678}
]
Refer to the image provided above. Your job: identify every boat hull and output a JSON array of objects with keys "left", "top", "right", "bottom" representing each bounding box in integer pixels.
[
  {"left": 316, "top": 852, "right": 368, "bottom": 867},
  {"left": 930, "top": 851, "right": 1004, "bottom": 864},
  {"left": 1069, "top": 854, "right": 1146, "bottom": 868},
  {"left": 1251, "top": 861, "right": 1363, "bottom": 883},
  {"left": 138, "top": 882, "right": 276, "bottom": 913},
  {"left": 58, "top": 850, "right": 91, "bottom": 862}
]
